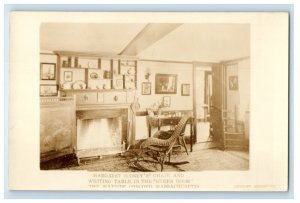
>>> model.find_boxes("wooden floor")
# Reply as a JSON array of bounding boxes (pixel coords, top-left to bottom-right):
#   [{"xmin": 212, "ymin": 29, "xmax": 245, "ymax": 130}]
[{"xmin": 62, "ymin": 145, "xmax": 249, "ymax": 172}]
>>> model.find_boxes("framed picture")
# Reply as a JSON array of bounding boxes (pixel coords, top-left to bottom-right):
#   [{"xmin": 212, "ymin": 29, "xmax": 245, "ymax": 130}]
[
  {"xmin": 181, "ymin": 84, "xmax": 190, "ymax": 96},
  {"xmin": 141, "ymin": 82, "xmax": 151, "ymax": 95},
  {"xmin": 40, "ymin": 84, "xmax": 58, "ymax": 97},
  {"xmin": 163, "ymin": 96, "xmax": 171, "ymax": 107},
  {"xmin": 155, "ymin": 74, "xmax": 177, "ymax": 94},
  {"xmin": 228, "ymin": 76, "xmax": 239, "ymax": 90},
  {"xmin": 64, "ymin": 71, "xmax": 73, "ymax": 82},
  {"xmin": 40, "ymin": 63, "xmax": 56, "ymax": 80},
  {"xmin": 114, "ymin": 79, "xmax": 124, "ymax": 89}
]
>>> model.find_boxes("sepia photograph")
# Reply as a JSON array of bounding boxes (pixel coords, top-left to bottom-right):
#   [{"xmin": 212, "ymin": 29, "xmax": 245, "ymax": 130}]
[
  {"xmin": 181, "ymin": 83, "xmax": 190, "ymax": 96},
  {"xmin": 39, "ymin": 22, "xmax": 250, "ymax": 172},
  {"xmin": 8, "ymin": 11, "xmax": 289, "ymax": 192},
  {"xmin": 155, "ymin": 74, "xmax": 178, "ymax": 94}
]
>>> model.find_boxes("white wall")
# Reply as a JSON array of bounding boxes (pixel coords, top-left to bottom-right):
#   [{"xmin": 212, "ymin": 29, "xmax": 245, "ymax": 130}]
[{"xmin": 136, "ymin": 61, "xmax": 193, "ymax": 111}]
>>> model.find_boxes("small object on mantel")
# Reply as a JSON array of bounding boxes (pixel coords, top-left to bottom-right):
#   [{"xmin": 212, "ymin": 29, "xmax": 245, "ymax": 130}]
[
  {"xmin": 62, "ymin": 83, "xmax": 72, "ymax": 90},
  {"xmin": 67, "ymin": 56, "xmax": 72, "ymax": 67},
  {"xmin": 73, "ymin": 80, "xmax": 86, "ymax": 90},
  {"xmin": 74, "ymin": 57, "xmax": 78, "ymax": 67},
  {"xmin": 62, "ymin": 60, "xmax": 68, "ymax": 67}
]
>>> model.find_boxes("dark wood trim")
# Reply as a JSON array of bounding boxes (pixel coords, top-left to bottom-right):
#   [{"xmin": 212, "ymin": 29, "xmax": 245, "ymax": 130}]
[
  {"xmin": 57, "ymin": 56, "xmax": 61, "ymax": 87},
  {"xmin": 76, "ymin": 103, "xmax": 131, "ymax": 111},
  {"xmin": 77, "ymin": 108, "xmax": 127, "ymax": 120},
  {"xmin": 136, "ymin": 111, "xmax": 148, "ymax": 116},
  {"xmin": 192, "ymin": 65, "xmax": 197, "ymax": 143}
]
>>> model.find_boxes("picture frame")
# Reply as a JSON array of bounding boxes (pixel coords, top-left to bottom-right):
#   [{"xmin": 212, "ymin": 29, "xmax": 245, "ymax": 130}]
[
  {"xmin": 40, "ymin": 63, "xmax": 56, "ymax": 80},
  {"xmin": 228, "ymin": 76, "xmax": 239, "ymax": 90},
  {"xmin": 141, "ymin": 82, "xmax": 151, "ymax": 95},
  {"xmin": 114, "ymin": 79, "xmax": 124, "ymax": 89},
  {"xmin": 40, "ymin": 84, "xmax": 58, "ymax": 97},
  {"xmin": 64, "ymin": 71, "xmax": 73, "ymax": 82},
  {"xmin": 181, "ymin": 83, "xmax": 190, "ymax": 96},
  {"xmin": 155, "ymin": 74, "xmax": 177, "ymax": 94},
  {"xmin": 163, "ymin": 96, "xmax": 171, "ymax": 107}
]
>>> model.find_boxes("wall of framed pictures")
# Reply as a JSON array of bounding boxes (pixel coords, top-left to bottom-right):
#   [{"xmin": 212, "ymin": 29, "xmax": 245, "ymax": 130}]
[
  {"xmin": 137, "ymin": 60, "xmax": 193, "ymax": 111},
  {"xmin": 40, "ymin": 54, "xmax": 58, "ymax": 96}
]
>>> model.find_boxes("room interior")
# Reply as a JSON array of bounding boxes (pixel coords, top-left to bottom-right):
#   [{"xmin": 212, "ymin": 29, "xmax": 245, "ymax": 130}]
[{"xmin": 39, "ymin": 23, "xmax": 250, "ymax": 171}]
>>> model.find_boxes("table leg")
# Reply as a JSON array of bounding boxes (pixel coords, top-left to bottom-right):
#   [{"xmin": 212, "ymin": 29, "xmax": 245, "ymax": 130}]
[{"xmin": 158, "ymin": 119, "xmax": 161, "ymax": 131}]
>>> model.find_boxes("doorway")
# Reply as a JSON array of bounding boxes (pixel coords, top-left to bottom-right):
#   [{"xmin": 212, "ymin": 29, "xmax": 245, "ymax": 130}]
[
  {"xmin": 193, "ymin": 64, "xmax": 224, "ymax": 147},
  {"xmin": 193, "ymin": 65, "xmax": 212, "ymax": 143}
]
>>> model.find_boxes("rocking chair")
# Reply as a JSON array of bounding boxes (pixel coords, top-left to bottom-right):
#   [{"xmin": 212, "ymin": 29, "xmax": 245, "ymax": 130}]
[{"xmin": 136, "ymin": 115, "xmax": 190, "ymax": 171}]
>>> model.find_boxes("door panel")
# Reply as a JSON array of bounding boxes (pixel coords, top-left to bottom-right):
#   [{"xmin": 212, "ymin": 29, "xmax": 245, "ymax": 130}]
[{"xmin": 210, "ymin": 64, "xmax": 223, "ymax": 146}]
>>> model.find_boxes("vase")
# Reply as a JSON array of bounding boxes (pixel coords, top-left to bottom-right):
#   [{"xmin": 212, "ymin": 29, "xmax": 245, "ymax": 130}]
[{"xmin": 157, "ymin": 108, "xmax": 162, "ymax": 115}]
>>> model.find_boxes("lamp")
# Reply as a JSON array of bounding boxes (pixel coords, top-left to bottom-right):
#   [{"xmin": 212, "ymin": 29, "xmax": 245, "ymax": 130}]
[{"xmin": 144, "ymin": 68, "xmax": 151, "ymax": 81}]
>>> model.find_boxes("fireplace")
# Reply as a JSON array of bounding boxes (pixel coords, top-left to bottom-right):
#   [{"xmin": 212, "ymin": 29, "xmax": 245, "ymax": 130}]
[{"xmin": 76, "ymin": 107, "xmax": 129, "ymax": 160}]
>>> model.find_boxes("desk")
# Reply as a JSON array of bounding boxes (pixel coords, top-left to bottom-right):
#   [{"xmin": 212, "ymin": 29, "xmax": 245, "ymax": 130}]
[{"xmin": 148, "ymin": 115, "xmax": 195, "ymax": 152}]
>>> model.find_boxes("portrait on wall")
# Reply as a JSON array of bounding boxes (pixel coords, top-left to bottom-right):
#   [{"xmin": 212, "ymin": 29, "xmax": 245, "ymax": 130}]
[
  {"xmin": 229, "ymin": 76, "xmax": 239, "ymax": 90},
  {"xmin": 155, "ymin": 74, "xmax": 177, "ymax": 94},
  {"xmin": 141, "ymin": 82, "xmax": 151, "ymax": 95},
  {"xmin": 181, "ymin": 84, "xmax": 190, "ymax": 96}
]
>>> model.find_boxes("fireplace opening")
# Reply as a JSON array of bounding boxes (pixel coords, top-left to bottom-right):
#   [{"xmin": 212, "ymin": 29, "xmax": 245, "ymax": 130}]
[
  {"xmin": 77, "ymin": 117, "xmax": 122, "ymax": 150},
  {"xmin": 76, "ymin": 108, "xmax": 128, "ymax": 159}
]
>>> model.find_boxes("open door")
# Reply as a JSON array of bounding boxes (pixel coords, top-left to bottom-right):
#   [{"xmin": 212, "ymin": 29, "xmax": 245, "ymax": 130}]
[
  {"xmin": 210, "ymin": 64, "xmax": 224, "ymax": 148},
  {"xmin": 193, "ymin": 66, "xmax": 212, "ymax": 144}
]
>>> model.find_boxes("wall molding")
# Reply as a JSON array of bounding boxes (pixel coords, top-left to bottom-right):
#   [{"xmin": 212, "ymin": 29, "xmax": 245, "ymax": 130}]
[{"xmin": 221, "ymin": 56, "xmax": 250, "ymax": 65}]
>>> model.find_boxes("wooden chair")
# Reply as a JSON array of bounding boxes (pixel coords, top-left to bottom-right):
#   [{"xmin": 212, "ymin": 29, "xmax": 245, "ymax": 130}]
[
  {"xmin": 222, "ymin": 105, "xmax": 247, "ymax": 150},
  {"xmin": 153, "ymin": 128, "xmax": 189, "ymax": 155},
  {"xmin": 136, "ymin": 115, "xmax": 190, "ymax": 171}
]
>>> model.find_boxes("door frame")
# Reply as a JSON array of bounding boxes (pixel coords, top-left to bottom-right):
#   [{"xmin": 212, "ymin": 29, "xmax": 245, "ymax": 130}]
[{"xmin": 192, "ymin": 62, "xmax": 222, "ymax": 144}]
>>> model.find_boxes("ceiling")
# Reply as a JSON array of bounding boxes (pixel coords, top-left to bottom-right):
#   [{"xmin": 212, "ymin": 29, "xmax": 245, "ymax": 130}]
[
  {"xmin": 40, "ymin": 23, "xmax": 147, "ymax": 55},
  {"xmin": 40, "ymin": 23, "xmax": 250, "ymax": 62}
]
